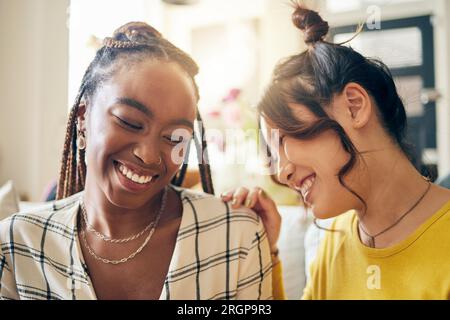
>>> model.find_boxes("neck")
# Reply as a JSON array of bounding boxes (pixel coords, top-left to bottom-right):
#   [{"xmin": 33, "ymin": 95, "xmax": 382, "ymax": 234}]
[
  {"xmin": 354, "ymin": 146, "xmax": 429, "ymax": 240},
  {"xmin": 81, "ymin": 179, "xmax": 167, "ymax": 238}
]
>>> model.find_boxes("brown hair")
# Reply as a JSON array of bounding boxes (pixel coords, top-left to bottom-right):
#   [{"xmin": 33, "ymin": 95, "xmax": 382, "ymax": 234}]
[
  {"xmin": 258, "ymin": 3, "xmax": 416, "ymax": 212},
  {"xmin": 57, "ymin": 22, "xmax": 214, "ymax": 199}
]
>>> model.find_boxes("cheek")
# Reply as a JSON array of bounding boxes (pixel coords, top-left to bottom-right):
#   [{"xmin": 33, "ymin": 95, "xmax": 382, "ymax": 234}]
[
  {"xmin": 161, "ymin": 142, "xmax": 189, "ymax": 176},
  {"xmin": 285, "ymin": 132, "xmax": 349, "ymax": 174},
  {"xmin": 85, "ymin": 115, "xmax": 127, "ymax": 170},
  {"xmin": 312, "ymin": 182, "xmax": 361, "ymax": 219},
  {"xmin": 286, "ymin": 133, "xmax": 359, "ymax": 217},
  {"xmin": 164, "ymin": 150, "xmax": 181, "ymax": 172}
]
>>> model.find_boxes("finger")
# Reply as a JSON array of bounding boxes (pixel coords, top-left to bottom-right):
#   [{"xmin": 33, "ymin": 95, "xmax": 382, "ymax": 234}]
[
  {"xmin": 245, "ymin": 188, "xmax": 260, "ymax": 208},
  {"xmin": 256, "ymin": 189, "xmax": 280, "ymax": 219},
  {"xmin": 257, "ymin": 188, "xmax": 277, "ymax": 208},
  {"xmin": 231, "ymin": 187, "xmax": 250, "ymax": 209},
  {"xmin": 220, "ymin": 190, "xmax": 234, "ymax": 202}
]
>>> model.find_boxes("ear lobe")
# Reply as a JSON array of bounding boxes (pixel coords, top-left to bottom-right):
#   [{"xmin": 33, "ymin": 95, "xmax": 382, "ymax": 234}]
[{"xmin": 343, "ymin": 83, "xmax": 371, "ymax": 129}]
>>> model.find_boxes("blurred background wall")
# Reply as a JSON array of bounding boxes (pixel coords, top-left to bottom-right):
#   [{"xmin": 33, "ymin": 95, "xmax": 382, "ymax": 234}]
[
  {"xmin": 0, "ymin": 0, "xmax": 69, "ymax": 200},
  {"xmin": 0, "ymin": 0, "xmax": 449, "ymax": 201}
]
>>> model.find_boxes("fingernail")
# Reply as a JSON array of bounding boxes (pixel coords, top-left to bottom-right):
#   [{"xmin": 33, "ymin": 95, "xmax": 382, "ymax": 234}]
[
  {"xmin": 221, "ymin": 191, "xmax": 231, "ymax": 198},
  {"xmin": 259, "ymin": 189, "xmax": 267, "ymax": 198},
  {"xmin": 244, "ymin": 198, "xmax": 251, "ymax": 207},
  {"xmin": 231, "ymin": 198, "xmax": 237, "ymax": 206}
]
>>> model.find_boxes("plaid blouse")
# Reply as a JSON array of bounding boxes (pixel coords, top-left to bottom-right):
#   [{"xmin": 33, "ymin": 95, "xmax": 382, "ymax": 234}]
[{"xmin": 0, "ymin": 186, "xmax": 272, "ymax": 300}]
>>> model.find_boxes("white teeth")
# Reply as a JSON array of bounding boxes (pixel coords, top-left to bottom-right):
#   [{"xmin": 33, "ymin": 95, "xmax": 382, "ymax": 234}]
[
  {"xmin": 306, "ymin": 179, "xmax": 312, "ymax": 189},
  {"xmin": 117, "ymin": 163, "xmax": 153, "ymax": 185},
  {"xmin": 299, "ymin": 175, "xmax": 316, "ymax": 198},
  {"xmin": 119, "ymin": 165, "xmax": 129, "ymax": 176},
  {"xmin": 126, "ymin": 171, "xmax": 133, "ymax": 179}
]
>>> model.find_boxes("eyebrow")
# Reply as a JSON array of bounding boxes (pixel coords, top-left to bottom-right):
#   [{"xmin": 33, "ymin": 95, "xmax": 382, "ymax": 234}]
[
  {"xmin": 115, "ymin": 97, "xmax": 194, "ymax": 130},
  {"xmin": 115, "ymin": 97, "xmax": 153, "ymax": 117}
]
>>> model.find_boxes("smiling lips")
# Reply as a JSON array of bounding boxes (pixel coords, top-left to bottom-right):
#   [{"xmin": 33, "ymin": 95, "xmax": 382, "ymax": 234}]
[
  {"xmin": 295, "ymin": 173, "xmax": 316, "ymax": 200},
  {"xmin": 117, "ymin": 163, "xmax": 156, "ymax": 185}
]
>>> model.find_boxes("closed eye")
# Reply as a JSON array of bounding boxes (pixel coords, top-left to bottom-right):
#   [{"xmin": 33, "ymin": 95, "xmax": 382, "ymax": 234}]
[
  {"xmin": 164, "ymin": 135, "xmax": 189, "ymax": 146},
  {"xmin": 265, "ymin": 144, "xmax": 279, "ymax": 163},
  {"xmin": 114, "ymin": 116, "xmax": 143, "ymax": 130}
]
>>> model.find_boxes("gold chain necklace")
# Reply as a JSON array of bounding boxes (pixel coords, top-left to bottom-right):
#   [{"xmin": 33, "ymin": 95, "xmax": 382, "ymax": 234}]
[
  {"xmin": 80, "ymin": 201, "xmax": 155, "ymax": 244},
  {"xmin": 80, "ymin": 186, "xmax": 168, "ymax": 265},
  {"xmin": 358, "ymin": 179, "xmax": 431, "ymax": 248}
]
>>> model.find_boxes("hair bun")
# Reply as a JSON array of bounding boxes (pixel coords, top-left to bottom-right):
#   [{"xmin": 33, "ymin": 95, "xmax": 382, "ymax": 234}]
[
  {"xmin": 112, "ymin": 21, "xmax": 162, "ymax": 43},
  {"xmin": 292, "ymin": 5, "xmax": 329, "ymax": 45}
]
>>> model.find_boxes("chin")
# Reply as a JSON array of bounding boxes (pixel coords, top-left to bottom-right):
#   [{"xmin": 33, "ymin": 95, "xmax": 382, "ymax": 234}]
[
  {"xmin": 103, "ymin": 186, "xmax": 136, "ymax": 209},
  {"xmin": 310, "ymin": 204, "xmax": 342, "ymax": 220},
  {"xmin": 104, "ymin": 184, "xmax": 153, "ymax": 210}
]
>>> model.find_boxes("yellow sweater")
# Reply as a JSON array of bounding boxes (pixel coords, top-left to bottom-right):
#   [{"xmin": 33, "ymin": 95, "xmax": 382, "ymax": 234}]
[{"xmin": 273, "ymin": 200, "xmax": 450, "ymax": 300}]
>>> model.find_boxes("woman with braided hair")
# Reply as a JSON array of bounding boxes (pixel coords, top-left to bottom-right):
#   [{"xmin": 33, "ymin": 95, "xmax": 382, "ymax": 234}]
[{"xmin": 0, "ymin": 22, "xmax": 272, "ymax": 300}]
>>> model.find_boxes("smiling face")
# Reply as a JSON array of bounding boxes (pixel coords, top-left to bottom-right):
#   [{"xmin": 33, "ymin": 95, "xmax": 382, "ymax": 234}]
[
  {"xmin": 80, "ymin": 59, "xmax": 196, "ymax": 209},
  {"xmin": 260, "ymin": 102, "xmax": 364, "ymax": 219}
]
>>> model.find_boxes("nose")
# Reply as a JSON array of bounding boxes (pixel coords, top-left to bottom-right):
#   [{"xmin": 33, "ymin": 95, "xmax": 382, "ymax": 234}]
[
  {"xmin": 277, "ymin": 150, "xmax": 295, "ymax": 185},
  {"xmin": 133, "ymin": 139, "xmax": 162, "ymax": 166}
]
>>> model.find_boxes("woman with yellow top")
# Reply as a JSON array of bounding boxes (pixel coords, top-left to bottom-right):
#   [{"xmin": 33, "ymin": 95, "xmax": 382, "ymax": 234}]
[{"xmin": 222, "ymin": 3, "xmax": 450, "ymax": 299}]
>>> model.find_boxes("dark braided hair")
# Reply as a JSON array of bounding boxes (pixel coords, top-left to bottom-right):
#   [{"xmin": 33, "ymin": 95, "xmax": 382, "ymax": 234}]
[{"xmin": 57, "ymin": 22, "xmax": 214, "ymax": 200}]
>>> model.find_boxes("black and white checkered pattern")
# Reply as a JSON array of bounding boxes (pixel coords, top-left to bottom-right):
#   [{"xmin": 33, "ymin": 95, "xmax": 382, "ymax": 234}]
[{"xmin": 0, "ymin": 186, "xmax": 272, "ymax": 300}]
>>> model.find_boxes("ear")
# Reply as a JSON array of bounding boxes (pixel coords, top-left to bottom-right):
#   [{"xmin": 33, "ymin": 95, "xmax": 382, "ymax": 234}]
[
  {"xmin": 76, "ymin": 102, "xmax": 88, "ymax": 131},
  {"xmin": 342, "ymin": 82, "xmax": 372, "ymax": 129}
]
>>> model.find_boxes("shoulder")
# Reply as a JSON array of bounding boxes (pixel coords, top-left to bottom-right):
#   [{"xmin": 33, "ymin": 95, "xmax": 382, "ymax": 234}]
[
  {"xmin": 0, "ymin": 192, "xmax": 82, "ymax": 244},
  {"xmin": 314, "ymin": 210, "xmax": 355, "ymax": 260},
  {"xmin": 422, "ymin": 195, "xmax": 450, "ymax": 241},
  {"xmin": 331, "ymin": 210, "xmax": 356, "ymax": 232},
  {"xmin": 306, "ymin": 211, "xmax": 355, "ymax": 292},
  {"xmin": 176, "ymin": 186, "xmax": 261, "ymax": 226},
  {"xmin": 174, "ymin": 187, "xmax": 264, "ymax": 245}
]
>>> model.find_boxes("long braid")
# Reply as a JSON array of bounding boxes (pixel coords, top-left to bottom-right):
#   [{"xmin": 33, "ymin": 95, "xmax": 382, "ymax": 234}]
[
  {"xmin": 195, "ymin": 112, "xmax": 214, "ymax": 195},
  {"xmin": 69, "ymin": 124, "xmax": 78, "ymax": 196},
  {"xmin": 171, "ymin": 109, "xmax": 214, "ymax": 195},
  {"xmin": 56, "ymin": 81, "xmax": 87, "ymax": 199},
  {"xmin": 57, "ymin": 105, "xmax": 78, "ymax": 199},
  {"xmin": 57, "ymin": 47, "xmax": 105, "ymax": 200},
  {"xmin": 77, "ymin": 148, "xmax": 87, "ymax": 191},
  {"xmin": 171, "ymin": 136, "xmax": 191, "ymax": 187}
]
